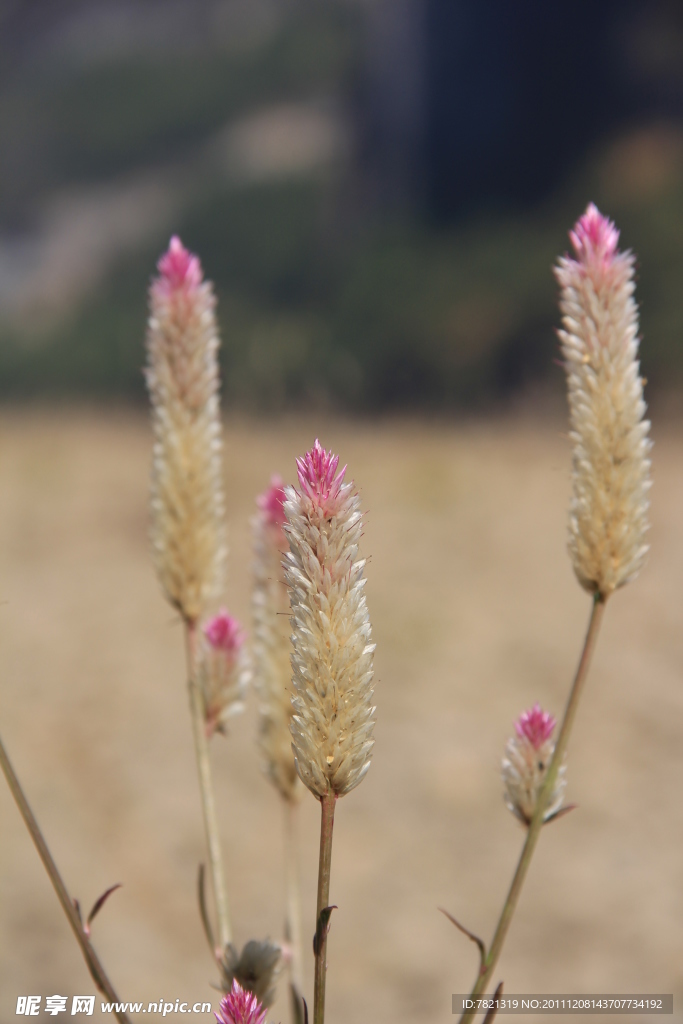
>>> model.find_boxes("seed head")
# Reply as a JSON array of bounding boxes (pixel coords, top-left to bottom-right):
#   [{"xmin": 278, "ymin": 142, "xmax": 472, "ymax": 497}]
[
  {"xmin": 284, "ymin": 440, "xmax": 376, "ymax": 798},
  {"xmin": 555, "ymin": 204, "xmax": 651, "ymax": 597},
  {"xmin": 219, "ymin": 940, "xmax": 282, "ymax": 1010},
  {"xmin": 252, "ymin": 476, "xmax": 302, "ymax": 803},
  {"xmin": 146, "ymin": 236, "xmax": 227, "ymax": 624},
  {"xmin": 502, "ymin": 703, "xmax": 566, "ymax": 827}
]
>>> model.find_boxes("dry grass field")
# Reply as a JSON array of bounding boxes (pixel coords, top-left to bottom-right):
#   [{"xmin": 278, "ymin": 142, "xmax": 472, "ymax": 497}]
[{"xmin": 1, "ymin": 408, "xmax": 682, "ymax": 1023}]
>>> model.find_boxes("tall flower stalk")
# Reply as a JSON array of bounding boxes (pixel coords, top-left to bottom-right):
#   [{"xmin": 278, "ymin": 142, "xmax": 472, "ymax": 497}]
[
  {"xmin": 251, "ymin": 476, "xmax": 304, "ymax": 1001},
  {"xmin": 458, "ymin": 205, "xmax": 651, "ymax": 1020},
  {"xmin": 146, "ymin": 236, "xmax": 232, "ymax": 951},
  {"xmin": 283, "ymin": 441, "xmax": 376, "ymax": 1024}
]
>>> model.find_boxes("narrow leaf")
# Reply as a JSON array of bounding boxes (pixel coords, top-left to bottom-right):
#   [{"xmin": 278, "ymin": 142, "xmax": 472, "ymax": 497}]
[
  {"xmin": 482, "ymin": 982, "xmax": 504, "ymax": 1024},
  {"xmin": 87, "ymin": 884, "xmax": 122, "ymax": 928},
  {"xmin": 438, "ymin": 907, "xmax": 486, "ymax": 973},
  {"xmin": 197, "ymin": 864, "xmax": 216, "ymax": 956},
  {"xmin": 545, "ymin": 803, "xmax": 577, "ymax": 825},
  {"xmin": 312, "ymin": 905, "xmax": 337, "ymax": 956},
  {"xmin": 289, "ymin": 983, "xmax": 305, "ymax": 1024}
]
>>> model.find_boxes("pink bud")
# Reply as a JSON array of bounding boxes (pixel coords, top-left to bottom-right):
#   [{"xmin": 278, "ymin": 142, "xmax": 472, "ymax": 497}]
[
  {"xmin": 204, "ymin": 610, "xmax": 244, "ymax": 653},
  {"xmin": 514, "ymin": 703, "xmax": 556, "ymax": 750},
  {"xmin": 153, "ymin": 235, "xmax": 203, "ymax": 298},
  {"xmin": 215, "ymin": 980, "xmax": 267, "ymax": 1024},
  {"xmin": 295, "ymin": 438, "xmax": 346, "ymax": 516},
  {"xmin": 257, "ymin": 475, "xmax": 287, "ymax": 530},
  {"xmin": 568, "ymin": 203, "xmax": 620, "ymax": 277}
]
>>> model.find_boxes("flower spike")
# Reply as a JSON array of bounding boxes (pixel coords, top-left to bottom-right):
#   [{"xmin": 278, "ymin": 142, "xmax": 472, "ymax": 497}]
[
  {"xmin": 555, "ymin": 204, "xmax": 651, "ymax": 597},
  {"xmin": 284, "ymin": 440, "xmax": 375, "ymax": 798},
  {"xmin": 145, "ymin": 235, "xmax": 227, "ymax": 624}
]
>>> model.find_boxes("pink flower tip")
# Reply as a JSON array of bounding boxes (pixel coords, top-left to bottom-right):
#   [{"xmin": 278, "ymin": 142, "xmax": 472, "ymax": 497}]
[
  {"xmin": 514, "ymin": 703, "xmax": 556, "ymax": 750},
  {"xmin": 257, "ymin": 475, "xmax": 287, "ymax": 529},
  {"xmin": 296, "ymin": 439, "xmax": 346, "ymax": 514},
  {"xmin": 215, "ymin": 980, "xmax": 267, "ymax": 1024},
  {"xmin": 569, "ymin": 203, "xmax": 620, "ymax": 269},
  {"xmin": 204, "ymin": 610, "xmax": 245, "ymax": 653},
  {"xmin": 156, "ymin": 235, "xmax": 203, "ymax": 294}
]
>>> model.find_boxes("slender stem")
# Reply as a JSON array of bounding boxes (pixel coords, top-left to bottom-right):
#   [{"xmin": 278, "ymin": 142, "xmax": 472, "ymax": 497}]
[
  {"xmin": 284, "ymin": 798, "xmax": 304, "ymax": 998},
  {"xmin": 0, "ymin": 733, "xmax": 132, "ymax": 1024},
  {"xmin": 313, "ymin": 792, "xmax": 336, "ymax": 1024},
  {"xmin": 185, "ymin": 621, "xmax": 232, "ymax": 952},
  {"xmin": 459, "ymin": 594, "xmax": 607, "ymax": 1024}
]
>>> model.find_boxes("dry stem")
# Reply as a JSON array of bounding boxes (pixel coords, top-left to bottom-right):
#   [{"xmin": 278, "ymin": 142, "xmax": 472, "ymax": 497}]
[
  {"xmin": 0, "ymin": 733, "xmax": 132, "ymax": 1024},
  {"xmin": 313, "ymin": 793, "xmax": 336, "ymax": 1024},
  {"xmin": 284, "ymin": 799, "xmax": 304, "ymax": 997},
  {"xmin": 185, "ymin": 621, "xmax": 232, "ymax": 952},
  {"xmin": 459, "ymin": 594, "xmax": 606, "ymax": 1023}
]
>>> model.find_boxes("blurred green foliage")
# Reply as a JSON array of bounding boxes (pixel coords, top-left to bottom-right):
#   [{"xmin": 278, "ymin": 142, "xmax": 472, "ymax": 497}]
[
  {"xmin": 1, "ymin": 3, "xmax": 682, "ymax": 409},
  {"xmin": 0, "ymin": 5, "xmax": 358, "ymax": 225}
]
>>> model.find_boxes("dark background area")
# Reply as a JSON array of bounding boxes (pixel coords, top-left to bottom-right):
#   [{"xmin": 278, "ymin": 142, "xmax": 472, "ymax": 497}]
[{"xmin": 1, "ymin": 0, "xmax": 682, "ymax": 410}]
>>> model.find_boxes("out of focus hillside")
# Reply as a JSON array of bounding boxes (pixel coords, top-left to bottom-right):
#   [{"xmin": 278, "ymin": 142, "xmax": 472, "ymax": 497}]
[{"xmin": 1, "ymin": 0, "xmax": 683, "ymax": 408}]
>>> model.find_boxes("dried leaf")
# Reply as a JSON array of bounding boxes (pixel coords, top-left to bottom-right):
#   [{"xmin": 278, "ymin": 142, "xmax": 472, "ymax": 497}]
[{"xmin": 312, "ymin": 906, "xmax": 337, "ymax": 956}]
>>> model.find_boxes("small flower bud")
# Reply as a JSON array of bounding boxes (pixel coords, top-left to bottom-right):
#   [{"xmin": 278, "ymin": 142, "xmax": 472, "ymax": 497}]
[
  {"xmin": 284, "ymin": 440, "xmax": 376, "ymax": 799},
  {"xmin": 555, "ymin": 204, "xmax": 652, "ymax": 597},
  {"xmin": 502, "ymin": 703, "xmax": 566, "ymax": 826},
  {"xmin": 216, "ymin": 979, "xmax": 268, "ymax": 1024},
  {"xmin": 200, "ymin": 609, "xmax": 247, "ymax": 738}
]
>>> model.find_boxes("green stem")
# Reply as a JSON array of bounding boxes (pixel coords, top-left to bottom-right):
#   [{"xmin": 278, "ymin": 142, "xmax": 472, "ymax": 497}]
[
  {"xmin": 459, "ymin": 594, "xmax": 607, "ymax": 1024},
  {"xmin": 185, "ymin": 622, "xmax": 232, "ymax": 952},
  {"xmin": 284, "ymin": 798, "xmax": 304, "ymax": 999},
  {"xmin": 313, "ymin": 792, "xmax": 336, "ymax": 1024},
  {"xmin": 0, "ymin": 733, "xmax": 132, "ymax": 1024}
]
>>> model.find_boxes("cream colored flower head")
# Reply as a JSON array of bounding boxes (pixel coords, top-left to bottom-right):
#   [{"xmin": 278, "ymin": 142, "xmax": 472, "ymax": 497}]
[
  {"xmin": 555, "ymin": 204, "xmax": 651, "ymax": 598},
  {"xmin": 283, "ymin": 440, "xmax": 375, "ymax": 799},
  {"xmin": 145, "ymin": 236, "xmax": 227, "ymax": 624}
]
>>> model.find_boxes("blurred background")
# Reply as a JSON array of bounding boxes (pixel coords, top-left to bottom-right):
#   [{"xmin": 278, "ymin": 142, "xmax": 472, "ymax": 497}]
[
  {"xmin": 1, "ymin": 2, "xmax": 683, "ymax": 1022},
  {"xmin": 0, "ymin": 0, "xmax": 682, "ymax": 409}
]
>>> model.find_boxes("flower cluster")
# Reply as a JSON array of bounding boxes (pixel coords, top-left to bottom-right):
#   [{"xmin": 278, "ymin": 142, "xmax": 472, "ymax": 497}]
[
  {"xmin": 216, "ymin": 980, "xmax": 268, "ymax": 1024},
  {"xmin": 555, "ymin": 204, "xmax": 651, "ymax": 597},
  {"xmin": 283, "ymin": 440, "xmax": 376, "ymax": 798},
  {"xmin": 145, "ymin": 236, "xmax": 227, "ymax": 624}
]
